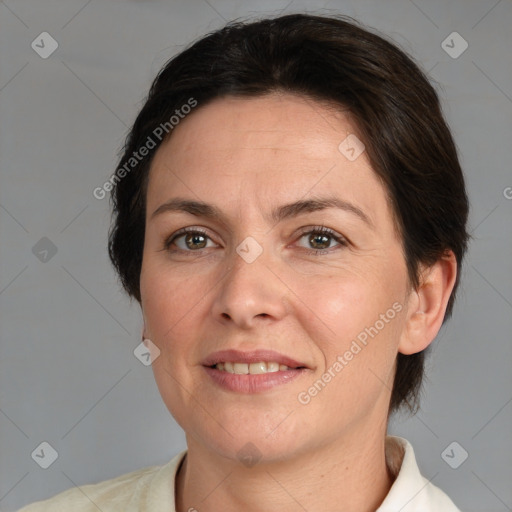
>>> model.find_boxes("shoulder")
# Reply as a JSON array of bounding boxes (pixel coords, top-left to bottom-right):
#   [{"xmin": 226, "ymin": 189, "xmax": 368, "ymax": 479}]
[
  {"xmin": 17, "ymin": 451, "xmax": 186, "ymax": 512},
  {"xmin": 379, "ymin": 437, "xmax": 461, "ymax": 512},
  {"xmin": 17, "ymin": 466, "xmax": 160, "ymax": 512}
]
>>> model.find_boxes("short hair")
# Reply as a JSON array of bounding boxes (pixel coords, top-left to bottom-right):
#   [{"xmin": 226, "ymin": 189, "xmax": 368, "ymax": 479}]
[{"xmin": 108, "ymin": 13, "xmax": 469, "ymax": 414}]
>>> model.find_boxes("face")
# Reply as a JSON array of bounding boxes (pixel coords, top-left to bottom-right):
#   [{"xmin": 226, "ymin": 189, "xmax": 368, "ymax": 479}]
[{"xmin": 140, "ymin": 93, "xmax": 411, "ymax": 463}]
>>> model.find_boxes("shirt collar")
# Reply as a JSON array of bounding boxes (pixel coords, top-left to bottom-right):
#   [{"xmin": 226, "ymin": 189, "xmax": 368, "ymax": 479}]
[{"xmin": 378, "ymin": 436, "xmax": 460, "ymax": 511}]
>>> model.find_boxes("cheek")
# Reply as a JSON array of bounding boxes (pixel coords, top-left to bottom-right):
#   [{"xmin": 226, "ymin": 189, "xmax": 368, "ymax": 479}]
[
  {"xmin": 295, "ymin": 277, "xmax": 403, "ymax": 422},
  {"xmin": 140, "ymin": 268, "xmax": 207, "ymax": 428},
  {"xmin": 292, "ymin": 265, "xmax": 405, "ymax": 391},
  {"xmin": 291, "ymin": 268, "xmax": 391, "ymax": 347},
  {"xmin": 141, "ymin": 266, "xmax": 198, "ymax": 340}
]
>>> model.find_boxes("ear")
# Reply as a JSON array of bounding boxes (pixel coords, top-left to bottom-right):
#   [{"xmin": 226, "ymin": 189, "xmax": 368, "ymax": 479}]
[{"xmin": 398, "ymin": 251, "xmax": 457, "ymax": 355}]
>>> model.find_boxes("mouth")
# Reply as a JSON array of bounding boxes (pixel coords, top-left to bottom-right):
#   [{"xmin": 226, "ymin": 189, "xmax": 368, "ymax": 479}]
[
  {"xmin": 202, "ymin": 349, "xmax": 308, "ymax": 372},
  {"xmin": 210, "ymin": 361, "xmax": 307, "ymax": 374},
  {"xmin": 202, "ymin": 349, "xmax": 310, "ymax": 393}
]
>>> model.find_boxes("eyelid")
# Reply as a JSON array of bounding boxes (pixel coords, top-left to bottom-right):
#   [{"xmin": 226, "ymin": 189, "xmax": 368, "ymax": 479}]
[{"xmin": 295, "ymin": 225, "xmax": 346, "ymax": 240}]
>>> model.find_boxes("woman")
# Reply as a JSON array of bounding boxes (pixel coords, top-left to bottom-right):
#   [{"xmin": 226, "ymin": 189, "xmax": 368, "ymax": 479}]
[{"xmin": 19, "ymin": 13, "xmax": 468, "ymax": 512}]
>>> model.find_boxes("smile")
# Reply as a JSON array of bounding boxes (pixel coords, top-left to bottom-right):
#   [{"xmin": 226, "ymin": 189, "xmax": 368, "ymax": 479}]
[{"xmin": 213, "ymin": 361, "xmax": 300, "ymax": 374}]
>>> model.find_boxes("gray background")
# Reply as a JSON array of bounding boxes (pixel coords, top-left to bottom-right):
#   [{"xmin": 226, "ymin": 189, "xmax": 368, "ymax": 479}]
[{"xmin": 1, "ymin": 0, "xmax": 511, "ymax": 511}]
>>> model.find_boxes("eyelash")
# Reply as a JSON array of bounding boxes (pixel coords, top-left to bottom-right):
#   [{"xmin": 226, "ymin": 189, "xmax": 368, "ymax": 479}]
[{"xmin": 163, "ymin": 226, "xmax": 348, "ymax": 256}]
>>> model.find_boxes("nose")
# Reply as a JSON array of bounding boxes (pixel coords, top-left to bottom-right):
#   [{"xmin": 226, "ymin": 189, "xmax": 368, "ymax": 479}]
[{"xmin": 211, "ymin": 246, "xmax": 289, "ymax": 329}]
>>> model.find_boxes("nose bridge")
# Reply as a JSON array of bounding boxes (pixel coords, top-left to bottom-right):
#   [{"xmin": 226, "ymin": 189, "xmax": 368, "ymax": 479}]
[{"xmin": 212, "ymin": 239, "xmax": 288, "ymax": 327}]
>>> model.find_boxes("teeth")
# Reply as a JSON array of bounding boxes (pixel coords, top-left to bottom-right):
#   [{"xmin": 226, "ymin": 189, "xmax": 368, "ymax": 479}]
[
  {"xmin": 267, "ymin": 362, "xmax": 279, "ymax": 372},
  {"xmin": 233, "ymin": 363, "xmax": 249, "ymax": 374},
  {"xmin": 214, "ymin": 361, "xmax": 292, "ymax": 374},
  {"xmin": 249, "ymin": 362, "xmax": 267, "ymax": 374}
]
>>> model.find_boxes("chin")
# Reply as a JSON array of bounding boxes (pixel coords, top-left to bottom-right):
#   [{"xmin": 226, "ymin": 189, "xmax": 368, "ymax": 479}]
[{"xmin": 184, "ymin": 411, "xmax": 313, "ymax": 466}]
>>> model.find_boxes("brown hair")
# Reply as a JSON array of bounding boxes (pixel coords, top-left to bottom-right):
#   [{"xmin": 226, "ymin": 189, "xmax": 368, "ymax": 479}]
[{"xmin": 108, "ymin": 13, "xmax": 469, "ymax": 414}]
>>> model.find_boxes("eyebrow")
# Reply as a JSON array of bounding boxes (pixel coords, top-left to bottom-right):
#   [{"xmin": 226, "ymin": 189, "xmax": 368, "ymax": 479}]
[{"xmin": 151, "ymin": 196, "xmax": 373, "ymax": 228}]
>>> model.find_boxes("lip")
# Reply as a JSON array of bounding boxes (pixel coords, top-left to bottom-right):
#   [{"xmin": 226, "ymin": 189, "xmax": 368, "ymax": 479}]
[
  {"xmin": 201, "ymin": 349, "xmax": 310, "ymax": 394},
  {"xmin": 202, "ymin": 349, "xmax": 308, "ymax": 369},
  {"xmin": 203, "ymin": 366, "xmax": 308, "ymax": 393}
]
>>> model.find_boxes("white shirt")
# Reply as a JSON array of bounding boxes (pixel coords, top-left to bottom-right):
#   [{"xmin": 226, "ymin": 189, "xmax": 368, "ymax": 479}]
[{"xmin": 17, "ymin": 436, "xmax": 461, "ymax": 511}]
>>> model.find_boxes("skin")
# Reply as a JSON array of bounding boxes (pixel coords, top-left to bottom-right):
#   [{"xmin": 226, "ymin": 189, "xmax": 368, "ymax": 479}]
[{"xmin": 140, "ymin": 93, "xmax": 457, "ymax": 512}]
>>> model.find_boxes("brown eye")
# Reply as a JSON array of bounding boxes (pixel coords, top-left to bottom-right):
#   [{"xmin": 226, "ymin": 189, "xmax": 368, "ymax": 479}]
[
  {"xmin": 296, "ymin": 226, "xmax": 347, "ymax": 254},
  {"xmin": 308, "ymin": 232, "xmax": 332, "ymax": 250},
  {"xmin": 165, "ymin": 228, "xmax": 215, "ymax": 252},
  {"xmin": 183, "ymin": 232, "xmax": 208, "ymax": 250}
]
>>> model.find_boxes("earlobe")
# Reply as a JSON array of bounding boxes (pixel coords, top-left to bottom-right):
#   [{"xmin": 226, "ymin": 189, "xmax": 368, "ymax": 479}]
[{"xmin": 398, "ymin": 251, "xmax": 457, "ymax": 355}]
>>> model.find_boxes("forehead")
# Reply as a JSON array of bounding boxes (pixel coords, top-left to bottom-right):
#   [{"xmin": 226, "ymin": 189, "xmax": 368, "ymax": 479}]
[
  {"xmin": 155, "ymin": 93, "xmax": 358, "ymax": 164},
  {"xmin": 147, "ymin": 94, "xmax": 394, "ymax": 233}
]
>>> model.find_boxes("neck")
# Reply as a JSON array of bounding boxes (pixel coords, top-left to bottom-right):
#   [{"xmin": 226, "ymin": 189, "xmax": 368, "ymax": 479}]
[{"xmin": 175, "ymin": 422, "xmax": 395, "ymax": 512}]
